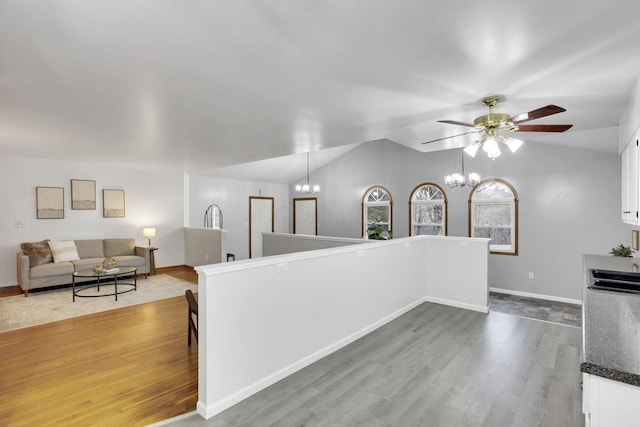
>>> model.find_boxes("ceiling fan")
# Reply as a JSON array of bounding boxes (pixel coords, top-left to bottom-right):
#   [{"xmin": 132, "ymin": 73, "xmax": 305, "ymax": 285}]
[{"xmin": 422, "ymin": 96, "xmax": 572, "ymax": 159}]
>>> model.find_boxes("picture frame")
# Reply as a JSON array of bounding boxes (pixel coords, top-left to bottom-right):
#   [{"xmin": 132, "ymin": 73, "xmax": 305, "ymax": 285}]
[
  {"xmin": 633, "ymin": 230, "xmax": 639, "ymax": 251},
  {"xmin": 71, "ymin": 179, "xmax": 96, "ymax": 210},
  {"xmin": 103, "ymin": 189, "xmax": 125, "ymax": 218},
  {"xmin": 36, "ymin": 186, "xmax": 64, "ymax": 219}
]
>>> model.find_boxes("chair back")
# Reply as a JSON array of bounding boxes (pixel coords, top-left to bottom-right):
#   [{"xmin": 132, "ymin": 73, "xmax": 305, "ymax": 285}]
[{"xmin": 185, "ymin": 289, "xmax": 198, "ymax": 344}]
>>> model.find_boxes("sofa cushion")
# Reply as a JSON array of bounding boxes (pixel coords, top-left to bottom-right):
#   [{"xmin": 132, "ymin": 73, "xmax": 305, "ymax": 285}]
[
  {"xmin": 20, "ymin": 240, "xmax": 53, "ymax": 267},
  {"xmin": 74, "ymin": 239, "xmax": 105, "ymax": 259},
  {"xmin": 71, "ymin": 258, "xmax": 106, "ymax": 273},
  {"xmin": 104, "ymin": 239, "xmax": 135, "ymax": 257},
  {"xmin": 111, "ymin": 255, "xmax": 145, "ymax": 269},
  {"xmin": 30, "ymin": 261, "xmax": 74, "ymax": 279},
  {"xmin": 48, "ymin": 240, "xmax": 81, "ymax": 263}
]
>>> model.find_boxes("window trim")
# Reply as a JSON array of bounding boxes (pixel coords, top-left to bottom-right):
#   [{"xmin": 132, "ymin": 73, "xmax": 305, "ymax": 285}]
[
  {"xmin": 408, "ymin": 182, "xmax": 448, "ymax": 236},
  {"xmin": 361, "ymin": 185, "xmax": 393, "ymax": 238},
  {"xmin": 468, "ymin": 178, "xmax": 519, "ymax": 256}
]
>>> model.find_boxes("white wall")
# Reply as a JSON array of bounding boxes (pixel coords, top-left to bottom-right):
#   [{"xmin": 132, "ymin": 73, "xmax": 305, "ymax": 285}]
[
  {"xmin": 187, "ymin": 174, "xmax": 289, "ymax": 260},
  {"xmin": 195, "ymin": 235, "xmax": 489, "ymax": 419},
  {"xmin": 296, "ymin": 139, "xmax": 629, "ymax": 301},
  {"xmin": 0, "ymin": 154, "xmax": 185, "ymax": 287}
]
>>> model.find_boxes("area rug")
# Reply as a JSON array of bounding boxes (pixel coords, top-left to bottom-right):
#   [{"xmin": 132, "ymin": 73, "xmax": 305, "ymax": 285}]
[{"xmin": 0, "ymin": 274, "xmax": 197, "ymax": 333}]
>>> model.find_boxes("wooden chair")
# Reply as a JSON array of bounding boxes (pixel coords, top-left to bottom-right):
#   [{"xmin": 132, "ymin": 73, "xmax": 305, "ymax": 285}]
[{"xmin": 185, "ymin": 289, "xmax": 198, "ymax": 345}]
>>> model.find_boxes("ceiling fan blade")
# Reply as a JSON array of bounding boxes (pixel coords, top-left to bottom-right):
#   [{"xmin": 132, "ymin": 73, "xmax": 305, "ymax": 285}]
[
  {"xmin": 422, "ymin": 130, "xmax": 482, "ymax": 144},
  {"xmin": 437, "ymin": 120, "xmax": 477, "ymax": 128},
  {"xmin": 510, "ymin": 105, "xmax": 566, "ymax": 124},
  {"xmin": 514, "ymin": 124, "xmax": 573, "ymax": 132}
]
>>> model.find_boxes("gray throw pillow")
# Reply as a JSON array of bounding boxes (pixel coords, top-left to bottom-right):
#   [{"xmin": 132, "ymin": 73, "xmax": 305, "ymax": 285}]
[{"xmin": 20, "ymin": 240, "xmax": 53, "ymax": 267}]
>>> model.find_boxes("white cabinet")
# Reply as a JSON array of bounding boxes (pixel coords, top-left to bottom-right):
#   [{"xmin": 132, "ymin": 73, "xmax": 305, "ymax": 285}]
[
  {"xmin": 621, "ymin": 132, "xmax": 639, "ymax": 224},
  {"xmin": 583, "ymin": 373, "xmax": 640, "ymax": 427}
]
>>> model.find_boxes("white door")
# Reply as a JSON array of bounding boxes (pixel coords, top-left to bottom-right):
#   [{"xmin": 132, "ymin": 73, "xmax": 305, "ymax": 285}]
[
  {"xmin": 249, "ymin": 196, "xmax": 274, "ymax": 258},
  {"xmin": 293, "ymin": 198, "xmax": 317, "ymax": 235}
]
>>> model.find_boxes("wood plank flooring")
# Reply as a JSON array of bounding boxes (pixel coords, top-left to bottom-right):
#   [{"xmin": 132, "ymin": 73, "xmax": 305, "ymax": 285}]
[
  {"xmin": 166, "ymin": 304, "xmax": 584, "ymax": 427},
  {"xmin": 0, "ymin": 267, "xmax": 198, "ymax": 427},
  {"xmin": 0, "ymin": 267, "xmax": 584, "ymax": 427}
]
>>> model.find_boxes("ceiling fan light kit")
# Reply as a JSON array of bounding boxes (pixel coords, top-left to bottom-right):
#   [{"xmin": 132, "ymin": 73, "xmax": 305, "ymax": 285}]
[{"xmin": 424, "ymin": 96, "xmax": 573, "ymax": 159}]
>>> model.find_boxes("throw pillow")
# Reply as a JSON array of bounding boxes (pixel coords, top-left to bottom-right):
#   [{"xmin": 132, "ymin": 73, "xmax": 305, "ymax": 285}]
[
  {"xmin": 48, "ymin": 240, "xmax": 81, "ymax": 263},
  {"xmin": 20, "ymin": 240, "xmax": 53, "ymax": 267}
]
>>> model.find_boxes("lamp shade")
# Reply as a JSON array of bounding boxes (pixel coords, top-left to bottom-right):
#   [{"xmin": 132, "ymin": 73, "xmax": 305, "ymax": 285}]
[{"xmin": 143, "ymin": 228, "xmax": 156, "ymax": 238}]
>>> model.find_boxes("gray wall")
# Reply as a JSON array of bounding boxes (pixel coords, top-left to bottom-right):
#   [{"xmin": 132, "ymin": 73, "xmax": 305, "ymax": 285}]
[{"xmin": 294, "ymin": 139, "xmax": 630, "ymax": 301}]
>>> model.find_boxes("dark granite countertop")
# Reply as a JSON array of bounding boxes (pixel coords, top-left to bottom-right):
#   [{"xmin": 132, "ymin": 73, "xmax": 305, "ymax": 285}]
[{"xmin": 581, "ymin": 254, "xmax": 640, "ymax": 386}]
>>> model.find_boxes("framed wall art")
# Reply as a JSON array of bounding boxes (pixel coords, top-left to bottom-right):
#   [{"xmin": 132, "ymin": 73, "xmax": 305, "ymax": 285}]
[
  {"xmin": 36, "ymin": 186, "xmax": 64, "ymax": 219},
  {"xmin": 71, "ymin": 179, "xmax": 96, "ymax": 210},
  {"xmin": 103, "ymin": 189, "xmax": 125, "ymax": 218}
]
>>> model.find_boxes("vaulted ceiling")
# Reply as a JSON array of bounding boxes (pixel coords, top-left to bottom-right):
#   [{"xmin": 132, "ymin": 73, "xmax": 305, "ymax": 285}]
[{"xmin": 1, "ymin": 1, "xmax": 639, "ymax": 182}]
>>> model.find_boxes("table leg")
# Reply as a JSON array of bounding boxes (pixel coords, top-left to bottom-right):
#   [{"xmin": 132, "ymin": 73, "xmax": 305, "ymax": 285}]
[
  {"xmin": 72, "ymin": 275, "xmax": 76, "ymax": 302},
  {"xmin": 114, "ymin": 276, "xmax": 118, "ymax": 301}
]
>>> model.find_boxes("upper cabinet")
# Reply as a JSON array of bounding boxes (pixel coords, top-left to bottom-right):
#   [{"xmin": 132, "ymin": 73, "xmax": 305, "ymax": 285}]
[{"xmin": 622, "ymin": 130, "xmax": 640, "ymax": 224}]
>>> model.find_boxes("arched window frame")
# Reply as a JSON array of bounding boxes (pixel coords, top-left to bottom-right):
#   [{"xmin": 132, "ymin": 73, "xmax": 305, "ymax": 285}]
[
  {"xmin": 408, "ymin": 183, "xmax": 448, "ymax": 236},
  {"xmin": 468, "ymin": 178, "xmax": 519, "ymax": 255},
  {"xmin": 361, "ymin": 185, "xmax": 393, "ymax": 238}
]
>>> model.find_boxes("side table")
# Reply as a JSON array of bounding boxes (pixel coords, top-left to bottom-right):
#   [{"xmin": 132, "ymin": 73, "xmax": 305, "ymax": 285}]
[{"xmin": 149, "ymin": 247, "xmax": 158, "ymax": 276}]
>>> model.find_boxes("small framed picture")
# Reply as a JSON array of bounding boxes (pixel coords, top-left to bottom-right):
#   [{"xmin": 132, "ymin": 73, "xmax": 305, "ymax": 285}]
[
  {"xmin": 71, "ymin": 179, "xmax": 96, "ymax": 210},
  {"xmin": 36, "ymin": 186, "xmax": 64, "ymax": 219},
  {"xmin": 103, "ymin": 189, "xmax": 125, "ymax": 218},
  {"xmin": 633, "ymin": 230, "xmax": 639, "ymax": 251}
]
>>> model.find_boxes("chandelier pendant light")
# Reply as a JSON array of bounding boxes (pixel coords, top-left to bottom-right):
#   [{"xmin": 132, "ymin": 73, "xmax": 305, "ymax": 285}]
[
  {"xmin": 295, "ymin": 152, "xmax": 320, "ymax": 195},
  {"xmin": 444, "ymin": 149, "xmax": 481, "ymax": 188}
]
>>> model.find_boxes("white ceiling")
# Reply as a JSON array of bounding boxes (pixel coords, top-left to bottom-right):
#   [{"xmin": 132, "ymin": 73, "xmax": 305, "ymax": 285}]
[{"xmin": 1, "ymin": 1, "xmax": 640, "ymax": 183}]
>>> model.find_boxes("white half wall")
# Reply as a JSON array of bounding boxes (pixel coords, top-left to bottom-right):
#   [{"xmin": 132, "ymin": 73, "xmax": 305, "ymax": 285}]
[
  {"xmin": 184, "ymin": 227, "xmax": 227, "ymax": 267},
  {"xmin": 262, "ymin": 232, "xmax": 369, "ymax": 256},
  {"xmin": 194, "ymin": 235, "xmax": 489, "ymax": 419}
]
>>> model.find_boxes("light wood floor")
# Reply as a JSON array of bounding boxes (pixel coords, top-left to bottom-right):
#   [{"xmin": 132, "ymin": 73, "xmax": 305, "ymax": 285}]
[
  {"xmin": 0, "ymin": 266, "xmax": 199, "ymax": 427},
  {"xmin": 0, "ymin": 268, "xmax": 584, "ymax": 427}
]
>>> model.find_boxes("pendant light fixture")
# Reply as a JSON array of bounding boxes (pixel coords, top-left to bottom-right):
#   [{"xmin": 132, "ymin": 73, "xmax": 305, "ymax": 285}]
[
  {"xmin": 295, "ymin": 152, "xmax": 320, "ymax": 195},
  {"xmin": 444, "ymin": 148, "xmax": 481, "ymax": 188}
]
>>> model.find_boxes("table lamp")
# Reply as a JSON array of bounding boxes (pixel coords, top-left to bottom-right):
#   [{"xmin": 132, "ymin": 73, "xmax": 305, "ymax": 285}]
[{"xmin": 143, "ymin": 228, "xmax": 156, "ymax": 247}]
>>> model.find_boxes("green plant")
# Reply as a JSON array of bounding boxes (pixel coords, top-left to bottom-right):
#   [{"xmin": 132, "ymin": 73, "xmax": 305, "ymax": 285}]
[
  {"xmin": 610, "ymin": 244, "xmax": 634, "ymax": 257},
  {"xmin": 367, "ymin": 225, "xmax": 392, "ymax": 240}
]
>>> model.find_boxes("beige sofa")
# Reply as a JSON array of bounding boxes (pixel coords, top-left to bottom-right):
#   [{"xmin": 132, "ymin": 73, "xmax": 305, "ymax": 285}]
[{"xmin": 17, "ymin": 238, "xmax": 150, "ymax": 296}]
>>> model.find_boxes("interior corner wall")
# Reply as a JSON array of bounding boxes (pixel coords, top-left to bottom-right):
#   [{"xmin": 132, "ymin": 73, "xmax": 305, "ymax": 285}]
[
  {"xmin": 297, "ymin": 139, "xmax": 629, "ymax": 301},
  {"xmin": 187, "ymin": 175, "xmax": 289, "ymax": 260},
  {"xmin": 0, "ymin": 154, "xmax": 185, "ymax": 288}
]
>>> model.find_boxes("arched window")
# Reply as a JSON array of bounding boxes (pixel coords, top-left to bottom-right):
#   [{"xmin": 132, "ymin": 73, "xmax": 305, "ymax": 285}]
[
  {"xmin": 469, "ymin": 179, "xmax": 518, "ymax": 255},
  {"xmin": 362, "ymin": 186, "xmax": 392, "ymax": 239},
  {"xmin": 409, "ymin": 183, "xmax": 447, "ymax": 236}
]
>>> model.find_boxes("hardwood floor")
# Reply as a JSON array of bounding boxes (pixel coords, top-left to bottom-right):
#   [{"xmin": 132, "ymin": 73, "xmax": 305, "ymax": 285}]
[
  {"xmin": 169, "ymin": 304, "xmax": 584, "ymax": 427},
  {"xmin": 0, "ymin": 267, "xmax": 198, "ymax": 427},
  {"xmin": 0, "ymin": 268, "xmax": 584, "ymax": 427}
]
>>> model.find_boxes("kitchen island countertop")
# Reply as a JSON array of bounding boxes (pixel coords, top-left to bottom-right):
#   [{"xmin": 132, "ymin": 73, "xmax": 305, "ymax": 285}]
[{"xmin": 582, "ymin": 254, "xmax": 640, "ymax": 386}]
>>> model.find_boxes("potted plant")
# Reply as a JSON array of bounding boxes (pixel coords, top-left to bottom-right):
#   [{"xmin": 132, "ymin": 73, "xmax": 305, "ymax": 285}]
[
  {"xmin": 610, "ymin": 244, "xmax": 634, "ymax": 257},
  {"xmin": 367, "ymin": 225, "xmax": 392, "ymax": 240}
]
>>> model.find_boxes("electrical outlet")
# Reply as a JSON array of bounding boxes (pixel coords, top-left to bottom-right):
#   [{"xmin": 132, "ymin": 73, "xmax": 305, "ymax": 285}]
[
  {"xmin": 277, "ymin": 263, "xmax": 288, "ymax": 272},
  {"xmin": 205, "ymin": 253, "xmax": 209, "ymax": 261},
  {"xmin": 528, "ymin": 272, "xmax": 534, "ymax": 279},
  {"xmin": 15, "ymin": 220, "xmax": 24, "ymax": 228}
]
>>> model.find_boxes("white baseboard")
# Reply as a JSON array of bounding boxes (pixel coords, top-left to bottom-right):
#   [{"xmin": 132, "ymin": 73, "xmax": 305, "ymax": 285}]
[
  {"xmin": 423, "ymin": 296, "xmax": 489, "ymax": 313},
  {"xmin": 490, "ymin": 287, "xmax": 582, "ymax": 306}
]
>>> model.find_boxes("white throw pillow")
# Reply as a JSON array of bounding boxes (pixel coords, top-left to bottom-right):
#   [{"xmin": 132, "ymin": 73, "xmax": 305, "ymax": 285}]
[{"xmin": 48, "ymin": 240, "xmax": 80, "ymax": 263}]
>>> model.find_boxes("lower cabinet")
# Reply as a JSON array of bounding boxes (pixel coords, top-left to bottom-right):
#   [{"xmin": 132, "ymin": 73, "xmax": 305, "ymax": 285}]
[{"xmin": 583, "ymin": 373, "xmax": 640, "ymax": 426}]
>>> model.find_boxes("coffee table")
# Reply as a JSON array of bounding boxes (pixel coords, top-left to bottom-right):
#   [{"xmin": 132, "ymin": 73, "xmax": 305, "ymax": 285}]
[{"xmin": 72, "ymin": 266, "xmax": 137, "ymax": 302}]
